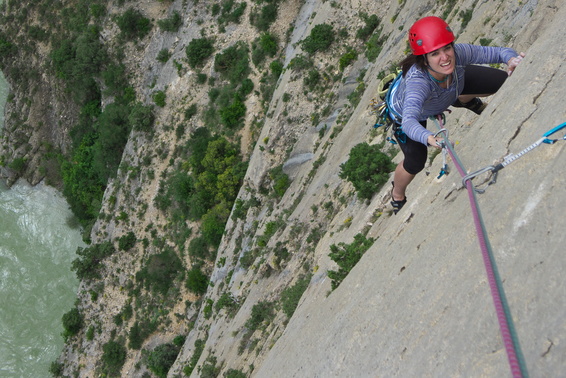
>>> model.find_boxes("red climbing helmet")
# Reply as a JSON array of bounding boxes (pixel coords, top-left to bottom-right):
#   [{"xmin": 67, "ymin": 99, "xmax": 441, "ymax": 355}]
[{"xmin": 408, "ymin": 16, "xmax": 454, "ymax": 55}]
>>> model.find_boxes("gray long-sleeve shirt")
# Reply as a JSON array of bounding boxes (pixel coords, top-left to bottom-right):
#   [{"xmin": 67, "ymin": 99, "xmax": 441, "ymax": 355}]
[{"xmin": 390, "ymin": 43, "xmax": 518, "ymax": 145}]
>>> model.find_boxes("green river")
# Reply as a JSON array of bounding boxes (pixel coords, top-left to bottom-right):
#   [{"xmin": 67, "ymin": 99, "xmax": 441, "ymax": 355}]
[{"xmin": 0, "ymin": 70, "xmax": 83, "ymax": 375}]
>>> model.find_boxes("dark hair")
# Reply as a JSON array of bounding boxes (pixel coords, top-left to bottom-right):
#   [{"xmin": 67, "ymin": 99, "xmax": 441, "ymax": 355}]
[{"xmin": 400, "ymin": 54, "xmax": 426, "ymax": 77}]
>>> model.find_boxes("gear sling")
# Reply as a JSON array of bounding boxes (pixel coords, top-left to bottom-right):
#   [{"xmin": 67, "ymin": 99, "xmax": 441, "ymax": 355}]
[{"xmin": 373, "ymin": 71, "xmax": 407, "ymax": 144}]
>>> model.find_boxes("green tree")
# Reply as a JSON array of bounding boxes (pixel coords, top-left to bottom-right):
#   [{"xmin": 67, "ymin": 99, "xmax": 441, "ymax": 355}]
[
  {"xmin": 118, "ymin": 231, "xmax": 136, "ymax": 251},
  {"xmin": 101, "ymin": 340, "xmax": 127, "ymax": 377},
  {"xmin": 250, "ymin": 2, "xmax": 279, "ymax": 31},
  {"xmin": 129, "ymin": 102, "xmax": 155, "ymax": 132},
  {"xmin": 186, "ymin": 266, "xmax": 209, "ymax": 295},
  {"xmin": 186, "ymin": 37, "xmax": 215, "ymax": 68},
  {"xmin": 71, "ymin": 241, "xmax": 116, "ymax": 280},
  {"xmin": 301, "ymin": 23, "xmax": 335, "ymax": 54},
  {"xmin": 115, "ymin": 8, "xmax": 151, "ymax": 40},
  {"xmin": 214, "ymin": 42, "xmax": 250, "ymax": 84},
  {"xmin": 136, "ymin": 248, "xmax": 183, "ymax": 295},
  {"xmin": 62, "ymin": 307, "xmax": 83, "ymax": 339},
  {"xmin": 339, "ymin": 142, "xmax": 395, "ymax": 200},
  {"xmin": 147, "ymin": 343, "xmax": 180, "ymax": 378}
]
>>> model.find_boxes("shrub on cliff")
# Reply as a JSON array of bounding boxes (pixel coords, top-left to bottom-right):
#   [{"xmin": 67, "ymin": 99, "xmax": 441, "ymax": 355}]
[
  {"xmin": 186, "ymin": 37, "xmax": 215, "ymax": 68},
  {"xmin": 101, "ymin": 340, "xmax": 127, "ymax": 376},
  {"xmin": 61, "ymin": 307, "xmax": 83, "ymax": 340},
  {"xmin": 301, "ymin": 23, "xmax": 335, "ymax": 54},
  {"xmin": 146, "ymin": 343, "xmax": 181, "ymax": 378},
  {"xmin": 115, "ymin": 8, "xmax": 151, "ymax": 40},
  {"xmin": 328, "ymin": 233, "xmax": 375, "ymax": 290},
  {"xmin": 214, "ymin": 42, "xmax": 250, "ymax": 85},
  {"xmin": 339, "ymin": 142, "xmax": 395, "ymax": 200},
  {"xmin": 71, "ymin": 241, "xmax": 115, "ymax": 280},
  {"xmin": 157, "ymin": 10, "xmax": 182, "ymax": 32}
]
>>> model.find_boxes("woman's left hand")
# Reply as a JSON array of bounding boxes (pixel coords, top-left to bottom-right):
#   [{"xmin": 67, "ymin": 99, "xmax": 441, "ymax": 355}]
[{"xmin": 507, "ymin": 52, "xmax": 526, "ymax": 76}]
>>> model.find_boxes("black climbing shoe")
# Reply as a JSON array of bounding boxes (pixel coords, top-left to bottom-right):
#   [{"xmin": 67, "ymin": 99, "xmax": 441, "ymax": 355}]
[
  {"xmin": 391, "ymin": 197, "xmax": 407, "ymax": 215},
  {"xmin": 390, "ymin": 182, "xmax": 407, "ymax": 215},
  {"xmin": 452, "ymin": 97, "xmax": 487, "ymax": 115}
]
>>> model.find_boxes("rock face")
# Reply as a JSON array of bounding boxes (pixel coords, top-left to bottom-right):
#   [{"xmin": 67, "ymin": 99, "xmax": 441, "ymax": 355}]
[
  {"xmin": 253, "ymin": 3, "xmax": 566, "ymax": 377},
  {"xmin": 183, "ymin": 1, "xmax": 566, "ymax": 376},
  {"xmin": 2, "ymin": 0, "xmax": 565, "ymax": 376}
]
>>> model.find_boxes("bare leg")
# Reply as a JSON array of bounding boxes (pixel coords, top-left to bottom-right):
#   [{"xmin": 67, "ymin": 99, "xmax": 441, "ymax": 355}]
[{"xmin": 392, "ymin": 161, "xmax": 415, "ymax": 201}]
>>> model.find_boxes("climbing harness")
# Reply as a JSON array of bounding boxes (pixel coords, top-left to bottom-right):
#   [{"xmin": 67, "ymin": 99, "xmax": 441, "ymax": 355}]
[
  {"xmin": 431, "ymin": 115, "xmax": 529, "ymax": 378},
  {"xmin": 463, "ymin": 122, "xmax": 566, "ymax": 193}
]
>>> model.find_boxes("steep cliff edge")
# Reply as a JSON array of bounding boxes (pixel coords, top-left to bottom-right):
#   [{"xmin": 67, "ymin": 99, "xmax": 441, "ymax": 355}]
[{"xmin": 1, "ymin": 0, "xmax": 564, "ymax": 377}]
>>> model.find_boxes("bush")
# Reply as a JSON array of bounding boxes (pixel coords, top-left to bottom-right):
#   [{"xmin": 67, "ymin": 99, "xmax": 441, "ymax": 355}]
[
  {"xmin": 118, "ymin": 231, "xmax": 136, "ymax": 251},
  {"xmin": 101, "ymin": 340, "xmax": 127, "ymax": 376},
  {"xmin": 156, "ymin": 48, "xmax": 171, "ymax": 63},
  {"xmin": 186, "ymin": 37, "xmax": 215, "ymax": 68},
  {"xmin": 129, "ymin": 102, "xmax": 155, "ymax": 132},
  {"xmin": 72, "ymin": 241, "xmax": 115, "ymax": 280},
  {"xmin": 157, "ymin": 11, "xmax": 182, "ymax": 32},
  {"xmin": 49, "ymin": 361, "xmax": 64, "ymax": 377},
  {"xmin": 185, "ymin": 104, "xmax": 198, "ymax": 120},
  {"xmin": 303, "ymin": 69, "xmax": 321, "ymax": 91},
  {"xmin": 328, "ymin": 233, "xmax": 375, "ymax": 290},
  {"xmin": 136, "ymin": 248, "xmax": 183, "ymax": 295},
  {"xmin": 339, "ymin": 142, "xmax": 395, "ymax": 200},
  {"xmin": 188, "ymin": 235, "xmax": 211, "ymax": 260},
  {"xmin": 186, "ymin": 267, "xmax": 209, "ymax": 295},
  {"xmin": 129, "ymin": 320, "xmax": 158, "ymax": 350},
  {"xmin": 115, "ymin": 8, "xmax": 151, "ymax": 40},
  {"xmin": 365, "ymin": 33, "xmax": 384, "ymax": 62},
  {"xmin": 147, "ymin": 343, "xmax": 180, "ymax": 378},
  {"xmin": 245, "ymin": 301, "xmax": 275, "ymax": 331},
  {"xmin": 217, "ymin": 1, "xmax": 247, "ymax": 25},
  {"xmin": 62, "ymin": 307, "xmax": 83, "ymax": 339},
  {"xmin": 214, "ymin": 42, "xmax": 250, "ymax": 84},
  {"xmin": 270, "ymin": 60, "xmax": 284, "ymax": 77},
  {"xmin": 8, "ymin": 157, "xmax": 26, "ymax": 173},
  {"xmin": 201, "ymin": 202, "xmax": 231, "ymax": 247},
  {"xmin": 301, "ymin": 23, "xmax": 335, "ymax": 54},
  {"xmin": 183, "ymin": 339, "xmax": 206, "ymax": 376},
  {"xmin": 339, "ymin": 49, "xmax": 358, "ymax": 71},
  {"xmin": 153, "ymin": 90, "xmax": 166, "ymax": 107},
  {"xmin": 252, "ymin": 32, "xmax": 278, "ymax": 66},
  {"xmin": 219, "ymin": 97, "xmax": 246, "ymax": 128},
  {"xmin": 225, "ymin": 369, "xmax": 247, "ymax": 378},
  {"xmin": 356, "ymin": 13, "xmax": 379, "ymax": 41},
  {"xmin": 281, "ymin": 275, "xmax": 311, "ymax": 318},
  {"xmin": 250, "ymin": 2, "xmax": 279, "ymax": 31}
]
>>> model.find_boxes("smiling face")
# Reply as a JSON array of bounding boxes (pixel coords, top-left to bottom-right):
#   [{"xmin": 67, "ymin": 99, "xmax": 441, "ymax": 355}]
[{"xmin": 426, "ymin": 43, "xmax": 455, "ymax": 77}]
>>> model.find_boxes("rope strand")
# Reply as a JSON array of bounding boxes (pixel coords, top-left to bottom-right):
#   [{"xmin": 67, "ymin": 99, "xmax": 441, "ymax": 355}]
[{"xmin": 431, "ymin": 115, "xmax": 528, "ymax": 377}]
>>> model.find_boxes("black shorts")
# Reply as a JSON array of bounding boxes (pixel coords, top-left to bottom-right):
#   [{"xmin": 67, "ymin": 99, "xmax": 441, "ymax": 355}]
[
  {"xmin": 396, "ymin": 65, "xmax": 507, "ymax": 175},
  {"xmin": 461, "ymin": 64, "xmax": 508, "ymax": 95}
]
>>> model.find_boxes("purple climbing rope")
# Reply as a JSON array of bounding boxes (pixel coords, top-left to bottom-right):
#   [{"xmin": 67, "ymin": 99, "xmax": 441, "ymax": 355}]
[{"xmin": 433, "ymin": 115, "xmax": 527, "ymax": 377}]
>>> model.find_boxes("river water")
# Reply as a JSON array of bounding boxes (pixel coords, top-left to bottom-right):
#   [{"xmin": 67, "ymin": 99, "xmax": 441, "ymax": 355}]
[{"xmin": 0, "ymin": 73, "xmax": 83, "ymax": 375}]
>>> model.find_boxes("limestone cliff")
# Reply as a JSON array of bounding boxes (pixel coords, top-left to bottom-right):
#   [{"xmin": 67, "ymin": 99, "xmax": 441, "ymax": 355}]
[{"xmin": 1, "ymin": 0, "xmax": 565, "ymax": 377}]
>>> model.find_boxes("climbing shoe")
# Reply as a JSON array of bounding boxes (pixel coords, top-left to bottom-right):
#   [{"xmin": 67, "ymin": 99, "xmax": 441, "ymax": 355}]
[
  {"xmin": 390, "ymin": 182, "xmax": 407, "ymax": 215},
  {"xmin": 452, "ymin": 97, "xmax": 487, "ymax": 115},
  {"xmin": 391, "ymin": 197, "xmax": 407, "ymax": 215}
]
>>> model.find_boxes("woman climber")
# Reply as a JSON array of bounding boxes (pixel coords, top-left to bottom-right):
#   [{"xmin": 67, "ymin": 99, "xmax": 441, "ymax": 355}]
[{"xmin": 388, "ymin": 16, "xmax": 525, "ymax": 214}]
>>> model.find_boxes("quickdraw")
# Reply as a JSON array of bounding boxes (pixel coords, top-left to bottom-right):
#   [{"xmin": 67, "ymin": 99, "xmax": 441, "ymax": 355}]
[
  {"xmin": 433, "ymin": 127, "xmax": 450, "ymax": 179},
  {"xmin": 463, "ymin": 122, "xmax": 566, "ymax": 193}
]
